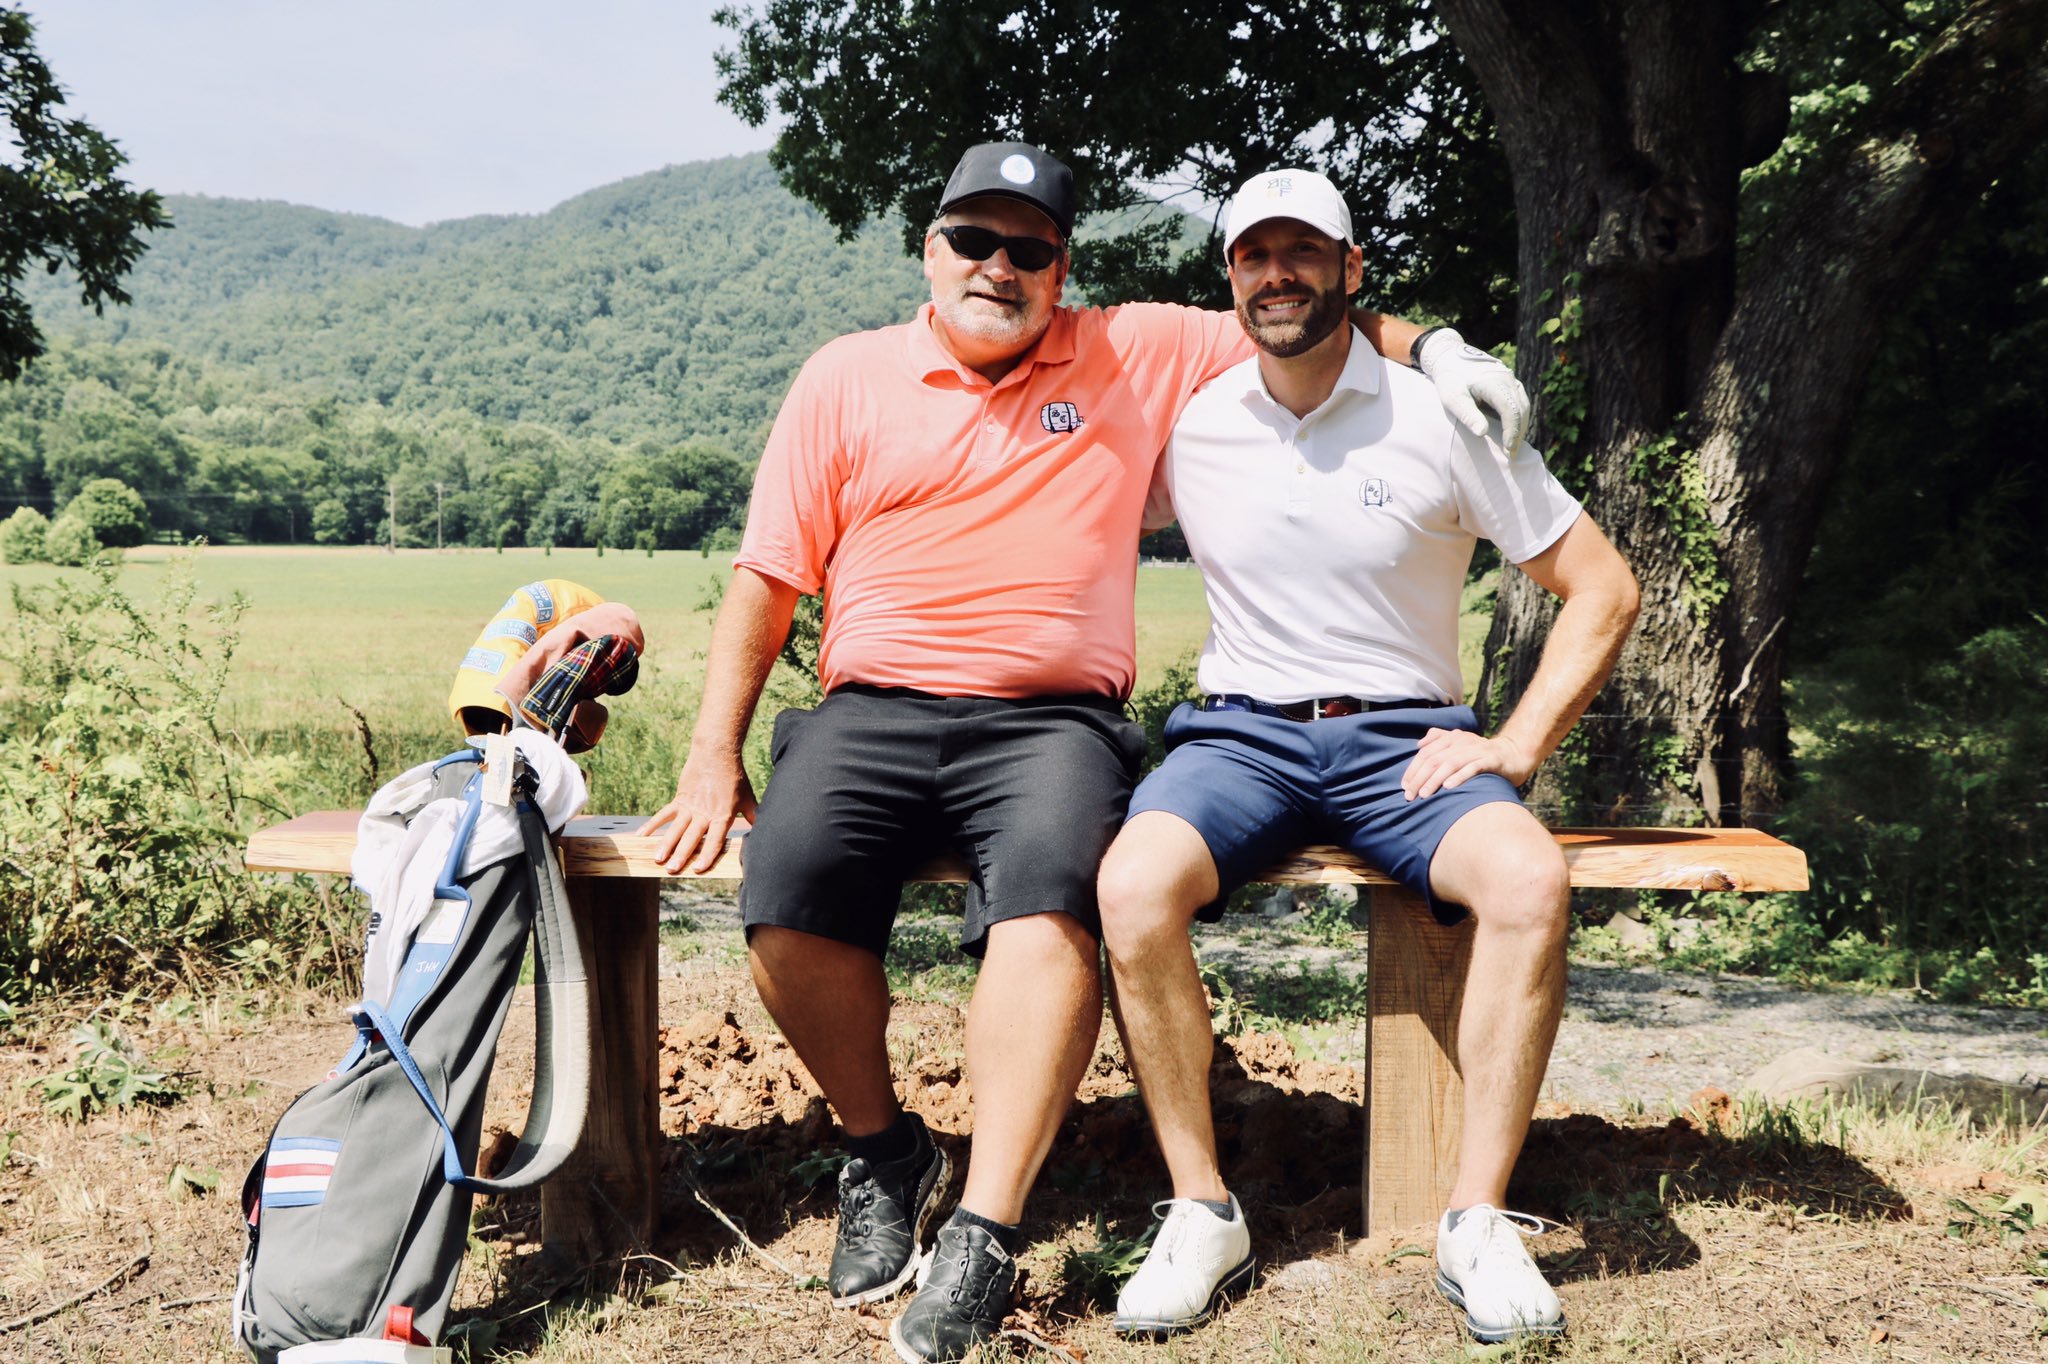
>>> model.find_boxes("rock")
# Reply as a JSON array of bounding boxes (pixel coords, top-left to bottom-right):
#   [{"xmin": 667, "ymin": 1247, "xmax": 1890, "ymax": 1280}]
[
  {"xmin": 674, "ymin": 1009, "xmax": 732, "ymax": 1049},
  {"xmin": 1610, "ymin": 912, "xmax": 1655, "ymax": 953},
  {"xmin": 1607, "ymin": 912, "xmax": 1705, "ymax": 952},
  {"xmin": 1740, "ymin": 1045, "xmax": 2048, "ymax": 1125},
  {"xmin": 1684, "ymin": 1085, "xmax": 1735, "ymax": 1132},
  {"xmin": 1264, "ymin": 1259, "xmax": 1339, "ymax": 1292}
]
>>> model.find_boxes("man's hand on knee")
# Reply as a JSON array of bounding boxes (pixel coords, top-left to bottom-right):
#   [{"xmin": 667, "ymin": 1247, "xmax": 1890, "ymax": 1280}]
[
  {"xmin": 1403, "ymin": 728, "xmax": 1537, "ymax": 801},
  {"xmin": 638, "ymin": 753, "xmax": 757, "ymax": 873}
]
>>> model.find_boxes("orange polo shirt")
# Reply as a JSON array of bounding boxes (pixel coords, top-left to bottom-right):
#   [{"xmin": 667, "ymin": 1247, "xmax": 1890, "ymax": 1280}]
[{"xmin": 738, "ymin": 302, "xmax": 1249, "ymax": 699}]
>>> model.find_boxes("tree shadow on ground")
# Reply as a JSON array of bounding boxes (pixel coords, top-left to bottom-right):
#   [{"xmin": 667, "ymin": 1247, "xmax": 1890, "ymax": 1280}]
[
  {"xmin": 1513, "ymin": 1106, "xmax": 1913, "ymax": 1282},
  {"xmin": 467, "ymin": 1015, "xmax": 1913, "ymax": 1342}
]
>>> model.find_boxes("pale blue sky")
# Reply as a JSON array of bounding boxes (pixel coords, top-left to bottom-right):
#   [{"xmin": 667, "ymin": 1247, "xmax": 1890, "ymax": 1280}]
[{"xmin": 23, "ymin": 0, "xmax": 779, "ymax": 225}]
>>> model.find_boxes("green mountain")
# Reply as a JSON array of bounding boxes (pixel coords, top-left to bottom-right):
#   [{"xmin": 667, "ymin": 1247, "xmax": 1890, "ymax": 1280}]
[{"xmin": 27, "ymin": 154, "xmax": 932, "ymax": 455}]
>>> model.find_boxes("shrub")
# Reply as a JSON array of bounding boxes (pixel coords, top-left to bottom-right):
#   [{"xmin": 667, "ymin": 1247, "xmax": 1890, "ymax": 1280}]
[
  {"xmin": 63, "ymin": 477, "xmax": 150, "ymax": 548},
  {"xmin": 0, "ymin": 505, "xmax": 49, "ymax": 563},
  {"xmin": 42, "ymin": 513, "xmax": 100, "ymax": 566},
  {"xmin": 311, "ymin": 497, "xmax": 350, "ymax": 544},
  {"xmin": 0, "ymin": 555, "xmax": 337, "ymax": 1004},
  {"xmin": 1782, "ymin": 623, "xmax": 2048, "ymax": 980}
]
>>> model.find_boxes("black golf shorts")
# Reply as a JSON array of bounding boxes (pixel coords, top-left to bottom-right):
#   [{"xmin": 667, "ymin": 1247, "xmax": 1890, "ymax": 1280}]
[{"xmin": 738, "ymin": 685, "xmax": 1146, "ymax": 959}]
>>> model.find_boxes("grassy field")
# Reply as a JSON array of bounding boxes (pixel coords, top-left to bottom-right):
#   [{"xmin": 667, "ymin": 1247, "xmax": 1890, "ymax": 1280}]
[{"xmin": 0, "ymin": 546, "xmax": 1219, "ymax": 814}]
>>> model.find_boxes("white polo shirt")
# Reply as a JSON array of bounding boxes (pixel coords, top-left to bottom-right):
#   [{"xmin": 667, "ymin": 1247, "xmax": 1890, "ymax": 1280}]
[{"xmin": 1148, "ymin": 327, "xmax": 1582, "ymax": 705}]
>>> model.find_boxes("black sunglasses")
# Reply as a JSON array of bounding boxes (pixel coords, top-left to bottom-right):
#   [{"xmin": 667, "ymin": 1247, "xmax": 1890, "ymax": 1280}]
[{"xmin": 936, "ymin": 224, "xmax": 1063, "ymax": 272}]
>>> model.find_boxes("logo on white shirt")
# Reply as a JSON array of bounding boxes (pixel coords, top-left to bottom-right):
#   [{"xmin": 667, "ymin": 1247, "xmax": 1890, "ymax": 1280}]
[
  {"xmin": 1358, "ymin": 478, "xmax": 1391, "ymax": 508},
  {"xmin": 1040, "ymin": 401, "xmax": 1085, "ymax": 434}
]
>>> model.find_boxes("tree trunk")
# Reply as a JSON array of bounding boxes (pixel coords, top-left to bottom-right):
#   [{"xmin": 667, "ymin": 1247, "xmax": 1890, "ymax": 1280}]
[{"xmin": 1440, "ymin": 0, "xmax": 2048, "ymax": 827}]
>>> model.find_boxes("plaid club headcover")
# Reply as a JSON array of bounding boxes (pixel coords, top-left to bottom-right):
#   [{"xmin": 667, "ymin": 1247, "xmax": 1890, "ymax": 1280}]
[{"xmin": 514, "ymin": 634, "xmax": 640, "ymax": 743}]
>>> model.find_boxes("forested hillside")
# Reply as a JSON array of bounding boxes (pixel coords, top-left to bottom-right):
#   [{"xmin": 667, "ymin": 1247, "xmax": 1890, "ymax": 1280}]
[
  {"xmin": 20, "ymin": 154, "xmax": 931, "ymax": 454},
  {"xmin": 0, "ymin": 155, "xmax": 949, "ymax": 550}
]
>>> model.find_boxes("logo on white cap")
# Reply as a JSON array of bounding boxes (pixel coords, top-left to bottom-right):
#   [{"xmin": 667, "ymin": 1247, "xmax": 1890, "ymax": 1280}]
[
  {"xmin": 1261, "ymin": 175, "xmax": 1294, "ymax": 197},
  {"xmin": 1000, "ymin": 154, "xmax": 1036, "ymax": 185}
]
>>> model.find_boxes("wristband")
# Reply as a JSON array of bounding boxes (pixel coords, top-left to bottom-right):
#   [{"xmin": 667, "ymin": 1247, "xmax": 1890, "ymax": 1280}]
[{"xmin": 1408, "ymin": 325, "xmax": 1448, "ymax": 369}]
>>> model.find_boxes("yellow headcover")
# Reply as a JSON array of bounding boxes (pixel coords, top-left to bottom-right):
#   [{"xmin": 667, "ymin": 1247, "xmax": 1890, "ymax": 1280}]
[{"xmin": 447, "ymin": 579, "xmax": 608, "ymax": 734}]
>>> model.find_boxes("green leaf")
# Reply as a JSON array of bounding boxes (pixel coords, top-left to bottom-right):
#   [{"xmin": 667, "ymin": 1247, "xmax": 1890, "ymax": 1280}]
[{"xmin": 168, "ymin": 1163, "xmax": 220, "ymax": 1197}]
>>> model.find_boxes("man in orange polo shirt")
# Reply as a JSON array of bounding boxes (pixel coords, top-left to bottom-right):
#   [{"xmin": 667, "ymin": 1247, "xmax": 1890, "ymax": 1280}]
[{"xmin": 639, "ymin": 142, "xmax": 1528, "ymax": 1364}]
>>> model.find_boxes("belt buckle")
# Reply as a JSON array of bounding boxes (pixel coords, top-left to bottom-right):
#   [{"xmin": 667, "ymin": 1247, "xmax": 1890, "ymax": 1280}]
[{"xmin": 1314, "ymin": 697, "xmax": 1363, "ymax": 719}]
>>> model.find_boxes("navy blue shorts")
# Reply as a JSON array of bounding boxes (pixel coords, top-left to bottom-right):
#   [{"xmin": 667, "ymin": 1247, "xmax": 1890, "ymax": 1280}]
[
  {"xmin": 741, "ymin": 686, "xmax": 1147, "ymax": 959},
  {"xmin": 1125, "ymin": 701, "xmax": 1522, "ymax": 924}
]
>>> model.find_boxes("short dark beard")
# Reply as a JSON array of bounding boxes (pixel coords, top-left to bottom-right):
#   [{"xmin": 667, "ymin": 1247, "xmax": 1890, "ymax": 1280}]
[{"xmin": 1235, "ymin": 276, "xmax": 1350, "ymax": 358}]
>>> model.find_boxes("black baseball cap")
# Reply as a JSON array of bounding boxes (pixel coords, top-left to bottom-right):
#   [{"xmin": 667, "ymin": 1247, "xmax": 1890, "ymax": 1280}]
[{"xmin": 938, "ymin": 142, "xmax": 1076, "ymax": 239}]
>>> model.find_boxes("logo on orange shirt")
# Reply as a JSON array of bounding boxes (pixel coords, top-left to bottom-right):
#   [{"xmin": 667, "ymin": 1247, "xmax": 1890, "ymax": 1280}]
[{"xmin": 1040, "ymin": 401, "xmax": 1085, "ymax": 434}]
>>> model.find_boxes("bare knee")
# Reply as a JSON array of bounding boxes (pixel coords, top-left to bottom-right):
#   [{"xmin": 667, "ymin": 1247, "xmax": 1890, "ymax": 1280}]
[
  {"xmin": 1096, "ymin": 815, "xmax": 1215, "ymax": 965},
  {"xmin": 1098, "ymin": 864, "xmax": 1202, "ymax": 973},
  {"xmin": 1466, "ymin": 845, "xmax": 1570, "ymax": 943},
  {"xmin": 984, "ymin": 910, "xmax": 1100, "ymax": 978},
  {"xmin": 748, "ymin": 924, "xmax": 879, "ymax": 986}
]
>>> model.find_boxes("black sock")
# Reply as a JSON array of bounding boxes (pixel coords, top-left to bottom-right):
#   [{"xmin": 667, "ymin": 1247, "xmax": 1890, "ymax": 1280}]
[
  {"xmin": 1196, "ymin": 1197, "xmax": 1235, "ymax": 1221},
  {"xmin": 950, "ymin": 1206, "xmax": 1022, "ymax": 1254},
  {"xmin": 845, "ymin": 1113, "xmax": 917, "ymax": 1167}
]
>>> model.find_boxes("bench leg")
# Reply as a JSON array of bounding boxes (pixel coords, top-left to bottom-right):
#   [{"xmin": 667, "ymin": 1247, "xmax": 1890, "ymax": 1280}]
[
  {"xmin": 542, "ymin": 877, "xmax": 660, "ymax": 1262},
  {"xmin": 1363, "ymin": 886, "xmax": 1472, "ymax": 1236}
]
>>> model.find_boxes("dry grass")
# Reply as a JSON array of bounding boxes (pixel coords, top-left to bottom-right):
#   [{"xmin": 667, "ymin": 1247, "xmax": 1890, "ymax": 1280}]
[{"xmin": 3, "ymin": 945, "xmax": 2045, "ymax": 1364}]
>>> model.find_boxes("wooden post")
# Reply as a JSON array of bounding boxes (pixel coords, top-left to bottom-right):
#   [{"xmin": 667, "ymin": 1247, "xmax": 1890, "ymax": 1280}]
[
  {"xmin": 541, "ymin": 876, "xmax": 660, "ymax": 1262},
  {"xmin": 1363, "ymin": 887, "xmax": 1472, "ymax": 1235}
]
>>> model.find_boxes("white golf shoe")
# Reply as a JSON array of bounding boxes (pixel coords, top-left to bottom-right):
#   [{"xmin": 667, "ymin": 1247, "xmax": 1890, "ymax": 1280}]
[
  {"xmin": 1434, "ymin": 1204, "xmax": 1566, "ymax": 1342},
  {"xmin": 1113, "ymin": 1194, "xmax": 1255, "ymax": 1337}
]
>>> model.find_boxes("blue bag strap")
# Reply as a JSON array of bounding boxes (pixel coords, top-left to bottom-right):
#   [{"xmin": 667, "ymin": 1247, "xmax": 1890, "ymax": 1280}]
[
  {"xmin": 431, "ymin": 775, "xmax": 486, "ymax": 904},
  {"xmin": 335, "ymin": 749, "xmax": 485, "ymax": 1074},
  {"xmin": 379, "ymin": 772, "xmax": 488, "ymax": 1035},
  {"xmin": 349, "ymin": 997, "xmax": 486, "ymax": 1193}
]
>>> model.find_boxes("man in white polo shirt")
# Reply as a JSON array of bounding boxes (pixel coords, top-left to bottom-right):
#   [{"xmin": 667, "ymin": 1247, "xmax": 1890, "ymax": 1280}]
[{"xmin": 1096, "ymin": 169, "xmax": 1640, "ymax": 1345}]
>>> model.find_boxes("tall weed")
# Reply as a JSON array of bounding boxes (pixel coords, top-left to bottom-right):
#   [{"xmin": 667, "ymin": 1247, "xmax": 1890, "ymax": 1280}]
[{"xmin": 0, "ymin": 555, "xmax": 338, "ymax": 1002}]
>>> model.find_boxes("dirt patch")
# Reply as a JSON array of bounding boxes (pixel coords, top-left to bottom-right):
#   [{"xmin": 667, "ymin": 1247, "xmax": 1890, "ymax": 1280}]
[{"xmin": 3, "ymin": 950, "xmax": 2045, "ymax": 1363}]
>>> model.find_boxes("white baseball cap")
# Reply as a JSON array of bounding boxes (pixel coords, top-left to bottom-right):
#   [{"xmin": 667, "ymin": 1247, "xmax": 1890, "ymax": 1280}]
[{"xmin": 1221, "ymin": 168, "xmax": 1353, "ymax": 260}]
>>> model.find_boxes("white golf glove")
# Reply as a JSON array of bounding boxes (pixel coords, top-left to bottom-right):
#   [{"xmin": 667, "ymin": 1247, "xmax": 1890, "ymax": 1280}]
[{"xmin": 1415, "ymin": 327, "xmax": 1531, "ymax": 453}]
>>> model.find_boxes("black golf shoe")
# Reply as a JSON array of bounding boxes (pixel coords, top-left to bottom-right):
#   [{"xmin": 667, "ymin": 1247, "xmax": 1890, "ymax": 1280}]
[
  {"xmin": 828, "ymin": 1113, "xmax": 951, "ymax": 1307},
  {"xmin": 888, "ymin": 1215, "xmax": 1016, "ymax": 1363}
]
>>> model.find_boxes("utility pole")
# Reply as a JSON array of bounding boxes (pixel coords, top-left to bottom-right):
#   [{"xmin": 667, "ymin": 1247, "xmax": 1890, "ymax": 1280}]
[
  {"xmin": 387, "ymin": 476, "xmax": 397, "ymax": 554},
  {"xmin": 436, "ymin": 482, "xmax": 444, "ymax": 551}
]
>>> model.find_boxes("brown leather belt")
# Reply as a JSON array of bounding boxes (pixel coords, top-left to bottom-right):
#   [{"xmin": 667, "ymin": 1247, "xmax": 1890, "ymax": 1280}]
[{"xmin": 1201, "ymin": 694, "xmax": 1448, "ymax": 722}]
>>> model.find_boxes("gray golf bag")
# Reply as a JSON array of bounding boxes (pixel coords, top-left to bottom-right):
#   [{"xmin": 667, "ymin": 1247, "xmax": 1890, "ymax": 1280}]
[{"xmin": 232, "ymin": 748, "xmax": 591, "ymax": 1362}]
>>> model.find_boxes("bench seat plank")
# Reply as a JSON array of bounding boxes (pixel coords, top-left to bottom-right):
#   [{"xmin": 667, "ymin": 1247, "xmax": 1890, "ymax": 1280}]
[{"xmin": 247, "ymin": 813, "xmax": 1808, "ymax": 893}]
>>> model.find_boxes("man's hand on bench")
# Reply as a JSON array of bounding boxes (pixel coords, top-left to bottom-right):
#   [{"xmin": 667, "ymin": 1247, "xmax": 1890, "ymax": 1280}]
[{"xmin": 637, "ymin": 751, "xmax": 757, "ymax": 874}]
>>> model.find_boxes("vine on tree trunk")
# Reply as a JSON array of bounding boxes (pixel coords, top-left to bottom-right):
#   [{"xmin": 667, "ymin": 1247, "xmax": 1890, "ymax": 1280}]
[
  {"xmin": 1534, "ymin": 269, "xmax": 1589, "ymax": 489},
  {"xmin": 1627, "ymin": 420, "xmax": 1728, "ymax": 627}
]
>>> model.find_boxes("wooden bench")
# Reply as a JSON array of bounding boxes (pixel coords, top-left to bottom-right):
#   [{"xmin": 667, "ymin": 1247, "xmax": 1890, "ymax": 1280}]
[{"xmin": 246, "ymin": 816, "xmax": 1808, "ymax": 1254}]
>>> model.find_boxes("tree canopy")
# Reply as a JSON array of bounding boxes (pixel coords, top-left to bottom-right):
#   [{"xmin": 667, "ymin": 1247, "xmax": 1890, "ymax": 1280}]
[{"xmin": 0, "ymin": 6, "xmax": 167, "ymax": 380}]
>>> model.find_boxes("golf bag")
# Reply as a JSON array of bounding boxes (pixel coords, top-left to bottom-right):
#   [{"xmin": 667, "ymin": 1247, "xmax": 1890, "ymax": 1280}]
[{"xmin": 232, "ymin": 741, "xmax": 591, "ymax": 1363}]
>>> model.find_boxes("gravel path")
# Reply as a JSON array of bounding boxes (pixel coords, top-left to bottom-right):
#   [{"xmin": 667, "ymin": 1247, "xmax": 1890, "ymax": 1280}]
[
  {"xmin": 660, "ymin": 884, "xmax": 2048, "ymax": 1116},
  {"xmin": 1544, "ymin": 961, "xmax": 2048, "ymax": 1111}
]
